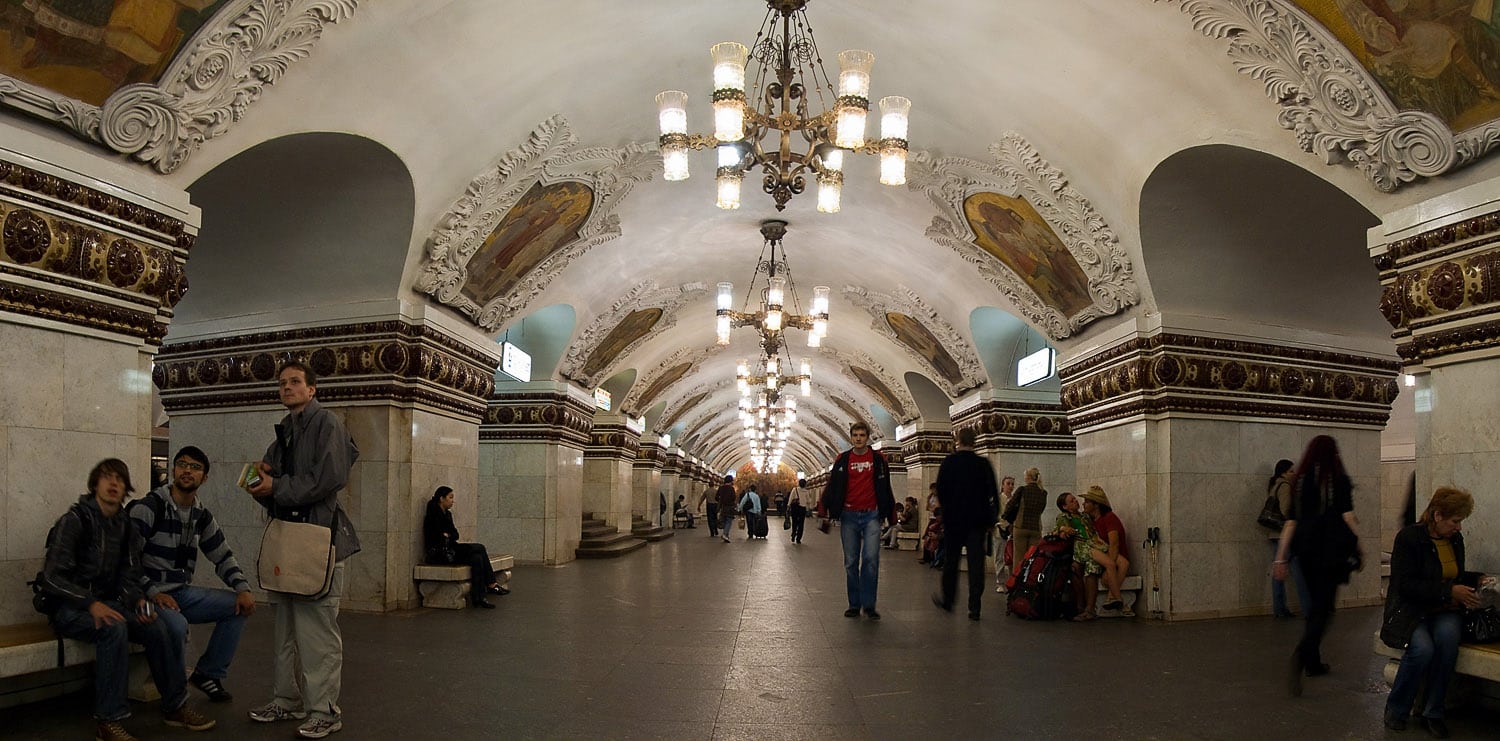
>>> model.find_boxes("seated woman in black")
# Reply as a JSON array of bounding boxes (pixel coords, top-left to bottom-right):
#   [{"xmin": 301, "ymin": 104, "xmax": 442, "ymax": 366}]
[{"xmin": 424, "ymin": 486, "xmax": 506, "ymax": 609}]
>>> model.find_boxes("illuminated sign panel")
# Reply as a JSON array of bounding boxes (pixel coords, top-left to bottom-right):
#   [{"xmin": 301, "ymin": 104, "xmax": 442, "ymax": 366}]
[
  {"xmin": 500, "ymin": 342, "xmax": 531, "ymax": 382},
  {"xmin": 593, "ymin": 387, "xmax": 612, "ymax": 410},
  {"xmin": 1017, "ymin": 347, "xmax": 1054, "ymax": 387}
]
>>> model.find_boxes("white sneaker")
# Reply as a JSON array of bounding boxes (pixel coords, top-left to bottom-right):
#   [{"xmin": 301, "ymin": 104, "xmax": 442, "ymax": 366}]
[
  {"xmin": 297, "ymin": 718, "xmax": 343, "ymax": 738},
  {"xmin": 249, "ymin": 702, "xmax": 307, "ymax": 723}
]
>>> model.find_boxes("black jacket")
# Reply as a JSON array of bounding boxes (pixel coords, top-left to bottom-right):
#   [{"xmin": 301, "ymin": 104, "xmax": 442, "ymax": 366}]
[
  {"xmin": 40, "ymin": 495, "xmax": 146, "ymax": 611},
  {"xmin": 820, "ymin": 448, "xmax": 895, "ymax": 523},
  {"xmin": 423, "ymin": 501, "xmax": 462, "ymax": 563},
  {"xmin": 1381, "ymin": 524, "xmax": 1476, "ymax": 648},
  {"xmin": 935, "ymin": 449, "xmax": 1000, "ymax": 533}
]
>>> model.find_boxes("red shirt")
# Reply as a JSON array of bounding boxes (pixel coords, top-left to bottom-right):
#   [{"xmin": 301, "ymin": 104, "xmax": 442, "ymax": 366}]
[
  {"xmin": 844, "ymin": 450, "xmax": 877, "ymax": 511},
  {"xmin": 1094, "ymin": 511, "xmax": 1131, "ymax": 563}
]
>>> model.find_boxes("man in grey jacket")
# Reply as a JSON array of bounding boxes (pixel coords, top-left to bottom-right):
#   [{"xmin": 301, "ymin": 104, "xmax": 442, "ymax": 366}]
[{"xmin": 245, "ymin": 361, "xmax": 359, "ymax": 739}]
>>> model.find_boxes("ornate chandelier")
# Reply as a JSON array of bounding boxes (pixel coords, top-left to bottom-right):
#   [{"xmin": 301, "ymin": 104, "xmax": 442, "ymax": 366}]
[
  {"xmin": 655, "ymin": 0, "xmax": 911, "ymax": 212},
  {"xmin": 716, "ymin": 219, "xmax": 828, "ymax": 357}
]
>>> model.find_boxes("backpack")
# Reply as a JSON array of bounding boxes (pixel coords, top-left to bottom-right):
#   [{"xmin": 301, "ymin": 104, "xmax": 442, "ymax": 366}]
[
  {"xmin": 1005, "ymin": 536, "xmax": 1076, "ymax": 620},
  {"xmin": 28, "ymin": 506, "xmax": 84, "ymax": 617}
]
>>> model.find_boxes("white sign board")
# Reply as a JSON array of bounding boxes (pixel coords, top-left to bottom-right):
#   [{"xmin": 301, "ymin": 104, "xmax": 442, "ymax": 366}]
[
  {"xmin": 1017, "ymin": 347, "xmax": 1054, "ymax": 387},
  {"xmin": 593, "ymin": 387, "xmax": 612, "ymax": 411},
  {"xmin": 499, "ymin": 342, "xmax": 531, "ymax": 382}
]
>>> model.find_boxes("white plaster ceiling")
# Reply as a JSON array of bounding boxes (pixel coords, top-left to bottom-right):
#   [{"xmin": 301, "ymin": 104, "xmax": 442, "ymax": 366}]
[{"xmin": 131, "ymin": 0, "xmax": 1500, "ymax": 470}]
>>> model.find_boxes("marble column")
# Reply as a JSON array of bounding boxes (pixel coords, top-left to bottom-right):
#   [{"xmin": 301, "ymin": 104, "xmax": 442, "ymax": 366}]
[
  {"xmin": 582, "ymin": 412, "xmax": 640, "ymax": 529},
  {"xmin": 1061, "ymin": 323, "xmax": 1398, "ymax": 620},
  {"xmin": 0, "ymin": 150, "xmax": 197, "ymax": 627},
  {"xmin": 950, "ymin": 390, "xmax": 1077, "ymax": 514},
  {"xmin": 632, "ymin": 435, "xmax": 665, "ymax": 526},
  {"xmin": 480, "ymin": 382, "xmax": 592, "ymax": 565},
  {"xmin": 895, "ymin": 421, "xmax": 952, "ymax": 534},
  {"xmin": 1372, "ymin": 190, "xmax": 1500, "ymax": 572},
  {"xmin": 155, "ymin": 314, "xmax": 498, "ymax": 611},
  {"xmin": 657, "ymin": 448, "xmax": 682, "ymax": 526}
]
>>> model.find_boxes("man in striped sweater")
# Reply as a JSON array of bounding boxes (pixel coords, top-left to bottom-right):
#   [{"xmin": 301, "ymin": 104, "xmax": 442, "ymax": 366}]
[{"xmin": 128, "ymin": 445, "xmax": 256, "ymax": 703}]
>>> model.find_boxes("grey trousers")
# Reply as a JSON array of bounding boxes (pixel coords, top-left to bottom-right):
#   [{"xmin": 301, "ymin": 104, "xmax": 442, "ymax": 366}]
[{"xmin": 270, "ymin": 561, "xmax": 346, "ymax": 721}]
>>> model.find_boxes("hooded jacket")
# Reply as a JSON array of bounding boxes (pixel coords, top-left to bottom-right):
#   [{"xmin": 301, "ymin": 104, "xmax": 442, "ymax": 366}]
[{"xmin": 40, "ymin": 494, "xmax": 146, "ymax": 611}]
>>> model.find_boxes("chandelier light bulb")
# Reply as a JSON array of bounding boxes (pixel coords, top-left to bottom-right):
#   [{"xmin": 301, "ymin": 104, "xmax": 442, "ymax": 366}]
[
  {"xmin": 806, "ymin": 331, "xmax": 820, "ymax": 348},
  {"xmin": 837, "ymin": 50, "xmax": 874, "ymax": 98},
  {"xmin": 801, "ymin": 377, "xmax": 811, "ymax": 395},
  {"xmin": 766, "ymin": 356, "xmax": 779, "ymax": 375},
  {"xmin": 835, "ymin": 108, "xmax": 866, "ymax": 150},
  {"xmin": 656, "ymin": 90, "xmax": 688, "ymax": 135},
  {"xmin": 716, "ymin": 315, "xmax": 731, "ymax": 345},
  {"xmin": 717, "ymin": 281, "xmax": 734, "ymax": 311},
  {"xmin": 800, "ymin": 358, "xmax": 811, "ymax": 378},
  {"xmin": 811, "ymin": 286, "xmax": 830, "ymax": 316},
  {"xmin": 766, "ymin": 276, "xmax": 786, "ymax": 308},
  {"xmin": 764, "ymin": 307, "xmax": 783, "ymax": 331},
  {"xmin": 880, "ymin": 148, "xmax": 906, "ymax": 186},
  {"xmin": 710, "ymin": 42, "xmax": 748, "ymax": 141},
  {"xmin": 662, "ymin": 147, "xmax": 689, "ymax": 182},
  {"xmin": 879, "ymin": 95, "xmax": 910, "ymax": 139},
  {"xmin": 716, "ymin": 171, "xmax": 742, "ymax": 209},
  {"xmin": 817, "ymin": 171, "xmax": 842, "ymax": 213}
]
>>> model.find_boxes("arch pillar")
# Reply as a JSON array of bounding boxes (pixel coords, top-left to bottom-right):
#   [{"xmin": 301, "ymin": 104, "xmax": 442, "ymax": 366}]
[
  {"xmin": 1060, "ymin": 320, "xmax": 1399, "ymax": 620},
  {"xmin": 481, "ymin": 382, "xmax": 593, "ymax": 566},
  {"xmin": 894, "ymin": 420, "xmax": 951, "ymax": 534},
  {"xmin": 1373, "ymin": 184, "xmax": 1500, "ymax": 573},
  {"xmin": 951, "ymin": 390, "xmax": 1077, "ymax": 509},
  {"xmin": 633, "ymin": 435, "xmax": 666, "ymax": 526},
  {"xmin": 583, "ymin": 412, "xmax": 640, "ymax": 530}
]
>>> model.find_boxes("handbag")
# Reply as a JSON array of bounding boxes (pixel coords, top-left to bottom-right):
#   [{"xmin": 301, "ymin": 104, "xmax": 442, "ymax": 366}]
[
  {"xmin": 1463, "ymin": 606, "xmax": 1500, "ymax": 644},
  {"xmin": 1380, "ymin": 601, "xmax": 1423, "ymax": 649},
  {"xmin": 1257, "ymin": 492, "xmax": 1284, "ymax": 531},
  {"xmin": 258, "ymin": 518, "xmax": 337, "ymax": 599}
]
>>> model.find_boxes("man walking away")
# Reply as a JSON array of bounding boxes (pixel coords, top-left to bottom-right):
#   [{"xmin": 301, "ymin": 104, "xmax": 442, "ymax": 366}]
[{"xmin": 931, "ymin": 428, "xmax": 1001, "ymax": 620}]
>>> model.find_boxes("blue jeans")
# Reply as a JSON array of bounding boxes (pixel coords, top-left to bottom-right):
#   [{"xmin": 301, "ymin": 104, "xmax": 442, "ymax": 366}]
[
  {"xmin": 1386, "ymin": 610, "xmax": 1463, "ymax": 720},
  {"xmin": 840, "ymin": 509, "xmax": 882, "ymax": 610},
  {"xmin": 53, "ymin": 600, "xmax": 187, "ymax": 720},
  {"xmin": 1269, "ymin": 541, "xmax": 1310, "ymax": 615},
  {"xmin": 157, "ymin": 585, "xmax": 247, "ymax": 679}
]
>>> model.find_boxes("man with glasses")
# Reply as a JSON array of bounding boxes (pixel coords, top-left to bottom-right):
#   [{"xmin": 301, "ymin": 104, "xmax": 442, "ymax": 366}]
[{"xmin": 129, "ymin": 446, "xmax": 256, "ymax": 704}]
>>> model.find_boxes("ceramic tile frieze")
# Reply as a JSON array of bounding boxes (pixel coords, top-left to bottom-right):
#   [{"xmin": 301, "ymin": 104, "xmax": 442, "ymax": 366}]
[
  {"xmin": 1374, "ymin": 210, "xmax": 1500, "ymax": 365},
  {"xmin": 951, "ymin": 398, "xmax": 1075, "ymax": 452},
  {"xmin": 482, "ymin": 388, "xmax": 595, "ymax": 447}
]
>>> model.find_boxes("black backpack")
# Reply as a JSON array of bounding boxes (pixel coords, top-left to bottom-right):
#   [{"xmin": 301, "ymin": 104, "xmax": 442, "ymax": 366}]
[{"xmin": 27, "ymin": 508, "xmax": 81, "ymax": 617}]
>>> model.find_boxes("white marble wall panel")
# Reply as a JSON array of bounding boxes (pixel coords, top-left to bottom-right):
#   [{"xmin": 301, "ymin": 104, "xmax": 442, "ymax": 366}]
[
  {"xmin": 0, "ymin": 324, "xmax": 153, "ymax": 627},
  {"xmin": 481, "ymin": 440, "xmax": 584, "ymax": 565},
  {"xmin": 984, "ymin": 450, "xmax": 1077, "ymax": 531},
  {"xmin": 632, "ymin": 467, "xmax": 661, "ymax": 522},
  {"xmin": 1419, "ymin": 363, "xmax": 1500, "ymax": 572},
  {"xmin": 1380, "ymin": 460, "xmax": 1416, "ymax": 553}
]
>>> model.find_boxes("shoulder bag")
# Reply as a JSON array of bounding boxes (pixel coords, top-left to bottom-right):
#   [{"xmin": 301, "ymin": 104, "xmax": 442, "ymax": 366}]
[
  {"xmin": 258, "ymin": 514, "xmax": 337, "ymax": 599},
  {"xmin": 1256, "ymin": 492, "xmax": 1284, "ymax": 531},
  {"xmin": 1463, "ymin": 606, "xmax": 1500, "ymax": 644}
]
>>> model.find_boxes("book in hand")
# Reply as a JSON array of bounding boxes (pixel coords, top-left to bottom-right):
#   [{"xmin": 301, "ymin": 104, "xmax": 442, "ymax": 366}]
[{"xmin": 237, "ymin": 463, "xmax": 263, "ymax": 491}]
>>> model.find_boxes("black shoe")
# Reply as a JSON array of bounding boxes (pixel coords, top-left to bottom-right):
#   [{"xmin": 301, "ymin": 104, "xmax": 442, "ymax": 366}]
[
  {"xmin": 931, "ymin": 593, "xmax": 953, "ymax": 612},
  {"xmin": 863, "ymin": 608, "xmax": 881, "ymax": 620},
  {"xmin": 1383, "ymin": 709, "xmax": 1407, "ymax": 732},
  {"xmin": 472, "ymin": 597, "xmax": 495, "ymax": 609},
  {"xmin": 1102, "ymin": 599, "xmax": 1124, "ymax": 612},
  {"xmin": 1305, "ymin": 662, "xmax": 1331, "ymax": 677},
  {"xmin": 1419, "ymin": 717, "xmax": 1450, "ymax": 739},
  {"xmin": 1287, "ymin": 654, "xmax": 1303, "ymax": 698},
  {"xmin": 189, "ymin": 672, "xmax": 233, "ymax": 703},
  {"xmin": 968, "ymin": 611, "xmax": 981, "ymax": 621},
  {"xmin": 844, "ymin": 607, "xmax": 860, "ymax": 618}
]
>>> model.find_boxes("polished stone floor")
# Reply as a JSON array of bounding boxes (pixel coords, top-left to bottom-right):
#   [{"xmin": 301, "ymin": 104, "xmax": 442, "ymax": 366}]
[{"xmin": 7, "ymin": 520, "xmax": 1498, "ymax": 739}]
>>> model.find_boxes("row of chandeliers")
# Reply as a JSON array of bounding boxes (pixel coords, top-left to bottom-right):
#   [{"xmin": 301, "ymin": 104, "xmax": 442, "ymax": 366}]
[{"xmin": 657, "ymin": 0, "xmax": 907, "ymax": 471}]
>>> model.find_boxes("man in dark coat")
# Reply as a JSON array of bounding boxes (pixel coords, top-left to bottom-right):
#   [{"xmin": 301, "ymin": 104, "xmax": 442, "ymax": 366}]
[
  {"xmin": 931, "ymin": 427, "xmax": 1001, "ymax": 620},
  {"xmin": 819, "ymin": 422, "xmax": 896, "ymax": 619}
]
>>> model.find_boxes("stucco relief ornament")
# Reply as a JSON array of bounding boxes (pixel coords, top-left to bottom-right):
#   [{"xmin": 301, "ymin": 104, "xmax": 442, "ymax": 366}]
[
  {"xmin": 656, "ymin": 380, "xmax": 729, "ymax": 432},
  {"xmin": 1162, "ymin": 0, "xmax": 1473, "ymax": 191},
  {"xmin": 819, "ymin": 347, "xmax": 920, "ymax": 424},
  {"xmin": 906, "ymin": 132, "xmax": 1139, "ymax": 341},
  {"xmin": 841, "ymin": 284, "xmax": 987, "ymax": 396},
  {"xmin": 619, "ymin": 343, "xmax": 725, "ymax": 416},
  {"xmin": 413, "ymin": 116, "xmax": 656, "ymax": 331},
  {"xmin": 0, "ymin": 0, "xmax": 358, "ymax": 173},
  {"xmin": 558, "ymin": 280, "xmax": 709, "ymax": 387}
]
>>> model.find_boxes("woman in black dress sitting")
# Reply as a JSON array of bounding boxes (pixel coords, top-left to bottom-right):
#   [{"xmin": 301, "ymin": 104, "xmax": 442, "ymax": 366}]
[{"xmin": 424, "ymin": 486, "xmax": 506, "ymax": 609}]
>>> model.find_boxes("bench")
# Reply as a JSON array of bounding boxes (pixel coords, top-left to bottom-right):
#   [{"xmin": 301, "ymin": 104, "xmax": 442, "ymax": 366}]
[
  {"xmin": 414, "ymin": 554, "xmax": 514, "ymax": 610},
  {"xmin": 1373, "ymin": 631, "xmax": 1500, "ymax": 704},
  {"xmin": 895, "ymin": 531, "xmax": 920, "ymax": 551},
  {"xmin": 1093, "ymin": 575, "xmax": 1144, "ymax": 618},
  {"xmin": 671, "ymin": 511, "xmax": 694, "ymax": 529},
  {"xmin": 0, "ymin": 623, "xmax": 157, "ymax": 709}
]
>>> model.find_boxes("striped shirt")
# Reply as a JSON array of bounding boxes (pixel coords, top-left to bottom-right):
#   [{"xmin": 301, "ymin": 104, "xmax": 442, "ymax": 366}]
[{"xmin": 127, "ymin": 487, "xmax": 250, "ymax": 595}]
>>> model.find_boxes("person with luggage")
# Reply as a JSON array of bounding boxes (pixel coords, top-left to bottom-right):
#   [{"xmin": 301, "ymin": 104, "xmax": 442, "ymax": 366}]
[
  {"xmin": 787, "ymin": 480, "xmax": 809, "ymax": 544},
  {"xmin": 714, "ymin": 475, "xmax": 738, "ymax": 543},
  {"xmin": 739, "ymin": 485, "xmax": 764, "ymax": 540},
  {"xmin": 1001, "ymin": 468, "xmax": 1048, "ymax": 572}
]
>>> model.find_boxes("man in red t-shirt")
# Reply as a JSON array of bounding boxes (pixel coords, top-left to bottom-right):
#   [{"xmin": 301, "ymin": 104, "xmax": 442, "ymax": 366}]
[{"xmin": 819, "ymin": 422, "xmax": 896, "ymax": 619}]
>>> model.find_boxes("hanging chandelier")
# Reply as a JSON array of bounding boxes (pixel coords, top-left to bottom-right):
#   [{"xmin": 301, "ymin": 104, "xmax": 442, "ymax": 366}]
[
  {"xmin": 655, "ymin": 0, "xmax": 911, "ymax": 212},
  {"xmin": 716, "ymin": 219, "xmax": 828, "ymax": 358}
]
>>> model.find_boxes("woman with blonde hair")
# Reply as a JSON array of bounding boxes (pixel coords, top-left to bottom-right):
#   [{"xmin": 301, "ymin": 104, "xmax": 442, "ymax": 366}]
[{"xmin": 1381, "ymin": 487, "xmax": 1487, "ymax": 737}]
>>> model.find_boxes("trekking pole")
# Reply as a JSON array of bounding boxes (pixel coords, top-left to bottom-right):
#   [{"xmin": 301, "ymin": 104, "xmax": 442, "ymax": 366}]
[{"xmin": 1144, "ymin": 527, "xmax": 1162, "ymax": 619}]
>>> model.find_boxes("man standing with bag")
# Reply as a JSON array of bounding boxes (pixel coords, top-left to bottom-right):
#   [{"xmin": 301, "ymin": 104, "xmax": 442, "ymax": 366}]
[
  {"xmin": 931, "ymin": 428, "xmax": 1000, "ymax": 620},
  {"xmin": 245, "ymin": 361, "xmax": 360, "ymax": 739}
]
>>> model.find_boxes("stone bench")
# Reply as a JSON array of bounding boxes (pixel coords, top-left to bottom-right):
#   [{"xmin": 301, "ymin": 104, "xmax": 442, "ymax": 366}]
[
  {"xmin": 1093, "ymin": 575, "xmax": 1144, "ymax": 618},
  {"xmin": 0, "ymin": 622, "xmax": 156, "ymax": 709},
  {"xmin": 895, "ymin": 531, "xmax": 920, "ymax": 551},
  {"xmin": 414, "ymin": 554, "xmax": 514, "ymax": 610},
  {"xmin": 1373, "ymin": 631, "xmax": 1500, "ymax": 703}
]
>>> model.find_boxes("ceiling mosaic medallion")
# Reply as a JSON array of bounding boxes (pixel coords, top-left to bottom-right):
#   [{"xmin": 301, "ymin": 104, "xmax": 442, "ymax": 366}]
[
  {"xmin": 849, "ymin": 365, "xmax": 907, "ymax": 420},
  {"xmin": 631, "ymin": 361, "xmax": 693, "ymax": 414},
  {"xmin": 461, "ymin": 181, "xmax": 594, "ymax": 306},
  {"xmin": 963, "ymin": 192, "xmax": 1093, "ymax": 319},
  {"xmin": 578, "ymin": 307, "xmax": 661, "ymax": 379},
  {"xmin": 885, "ymin": 311, "xmax": 964, "ymax": 386}
]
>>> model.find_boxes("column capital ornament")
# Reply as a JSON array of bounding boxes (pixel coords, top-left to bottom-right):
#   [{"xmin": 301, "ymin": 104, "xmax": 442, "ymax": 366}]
[
  {"xmin": 412, "ymin": 116, "xmax": 656, "ymax": 332},
  {"xmin": 584, "ymin": 419, "xmax": 641, "ymax": 460},
  {"xmin": 482, "ymin": 388, "xmax": 595, "ymax": 447},
  {"xmin": 0, "ymin": 0, "xmax": 358, "ymax": 173},
  {"xmin": 951, "ymin": 398, "xmax": 1075, "ymax": 452},
  {"xmin": 1374, "ymin": 210, "xmax": 1500, "ymax": 365},
  {"xmin": 558, "ymin": 280, "xmax": 708, "ymax": 388},
  {"xmin": 155, "ymin": 320, "xmax": 499, "ymax": 420},
  {"xmin": 897, "ymin": 429, "xmax": 954, "ymax": 466},
  {"xmin": 1059, "ymin": 332, "xmax": 1400, "ymax": 432},
  {"xmin": 1163, "ymin": 0, "xmax": 1476, "ymax": 192},
  {"xmin": 906, "ymin": 133, "xmax": 1139, "ymax": 339}
]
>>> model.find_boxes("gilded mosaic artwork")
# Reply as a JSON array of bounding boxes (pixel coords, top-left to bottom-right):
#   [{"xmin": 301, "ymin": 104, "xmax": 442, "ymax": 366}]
[
  {"xmin": 461, "ymin": 180, "xmax": 595, "ymax": 305},
  {"xmin": 963, "ymin": 191, "xmax": 1093, "ymax": 318},
  {"xmin": 0, "ymin": 0, "xmax": 230, "ymax": 106},
  {"xmin": 1296, "ymin": 0, "xmax": 1500, "ymax": 131}
]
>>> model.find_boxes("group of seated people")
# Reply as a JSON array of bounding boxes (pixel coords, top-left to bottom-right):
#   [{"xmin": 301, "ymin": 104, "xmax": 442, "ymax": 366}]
[
  {"xmin": 881, "ymin": 496, "xmax": 920, "ymax": 549},
  {"xmin": 1050, "ymin": 486, "xmax": 1131, "ymax": 620}
]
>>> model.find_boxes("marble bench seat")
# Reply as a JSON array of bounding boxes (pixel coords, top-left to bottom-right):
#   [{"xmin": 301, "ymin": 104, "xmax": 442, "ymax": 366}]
[
  {"xmin": 1094, "ymin": 575, "xmax": 1144, "ymax": 618},
  {"xmin": 0, "ymin": 622, "xmax": 156, "ymax": 709},
  {"xmin": 414, "ymin": 554, "xmax": 514, "ymax": 610},
  {"xmin": 1373, "ymin": 631, "xmax": 1500, "ymax": 691},
  {"xmin": 895, "ymin": 531, "xmax": 920, "ymax": 551}
]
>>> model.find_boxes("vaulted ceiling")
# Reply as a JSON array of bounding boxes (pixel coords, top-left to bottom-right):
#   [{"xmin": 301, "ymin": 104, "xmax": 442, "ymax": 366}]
[{"xmin": 6, "ymin": 0, "xmax": 1498, "ymax": 474}]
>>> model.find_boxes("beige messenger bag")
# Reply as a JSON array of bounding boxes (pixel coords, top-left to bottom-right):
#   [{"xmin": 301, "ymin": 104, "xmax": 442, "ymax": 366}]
[{"xmin": 257, "ymin": 518, "xmax": 337, "ymax": 599}]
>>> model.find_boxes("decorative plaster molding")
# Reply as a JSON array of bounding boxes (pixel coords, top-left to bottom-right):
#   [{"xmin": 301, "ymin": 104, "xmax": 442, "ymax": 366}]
[
  {"xmin": 899, "ymin": 429, "xmax": 954, "ymax": 466},
  {"xmin": 558, "ymin": 280, "xmax": 708, "ymax": 387},
  {"xmin": 655, "ymin": 381, "xmax": 727, "ymax": 432},
  {"xmin": 907, "ymin": 133, "xmax": 1139, "ymax": 340},
  {"xmin": 841, "ymin": 284, "xmax": 987, "ymax": 395},
  {"xmin": 950, "ymin": 398, "xmax": 1075, "ymax": 452},
  {"xmin": 1163, "ymin": 0, "xmax": 1484, "ymax": 192},
  {"xmin": 412, "ymin": 116, "xmax": 656, "ymax": 332},
  {"xmin": 1373, "ymin": 211, "xmax": 1500, "ymax": 365},
  {"xmin": 1059, "ymin": 332, "xmax": 1400, "ymax": 432},
  {"xmin": 583, "ymin": 419, "xmax": 641, "ymax": 460},
  {"xmin": 618, "ymin": 343, "xmax": 726, "ymax": 415},
  {"xmin": 0, "ymin": 0, "xmax": 358, "ymax": 173},
  {"xmin": 481, "ymin": 390, "xmax": 595, "ymax": 447},
  {"xmin": 821, "ymin": 347, "xmax": 920, "ymax": 423},
  {"xmin": 154, "ymin": 319, "xmax": 498, "ymax": 420}
]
